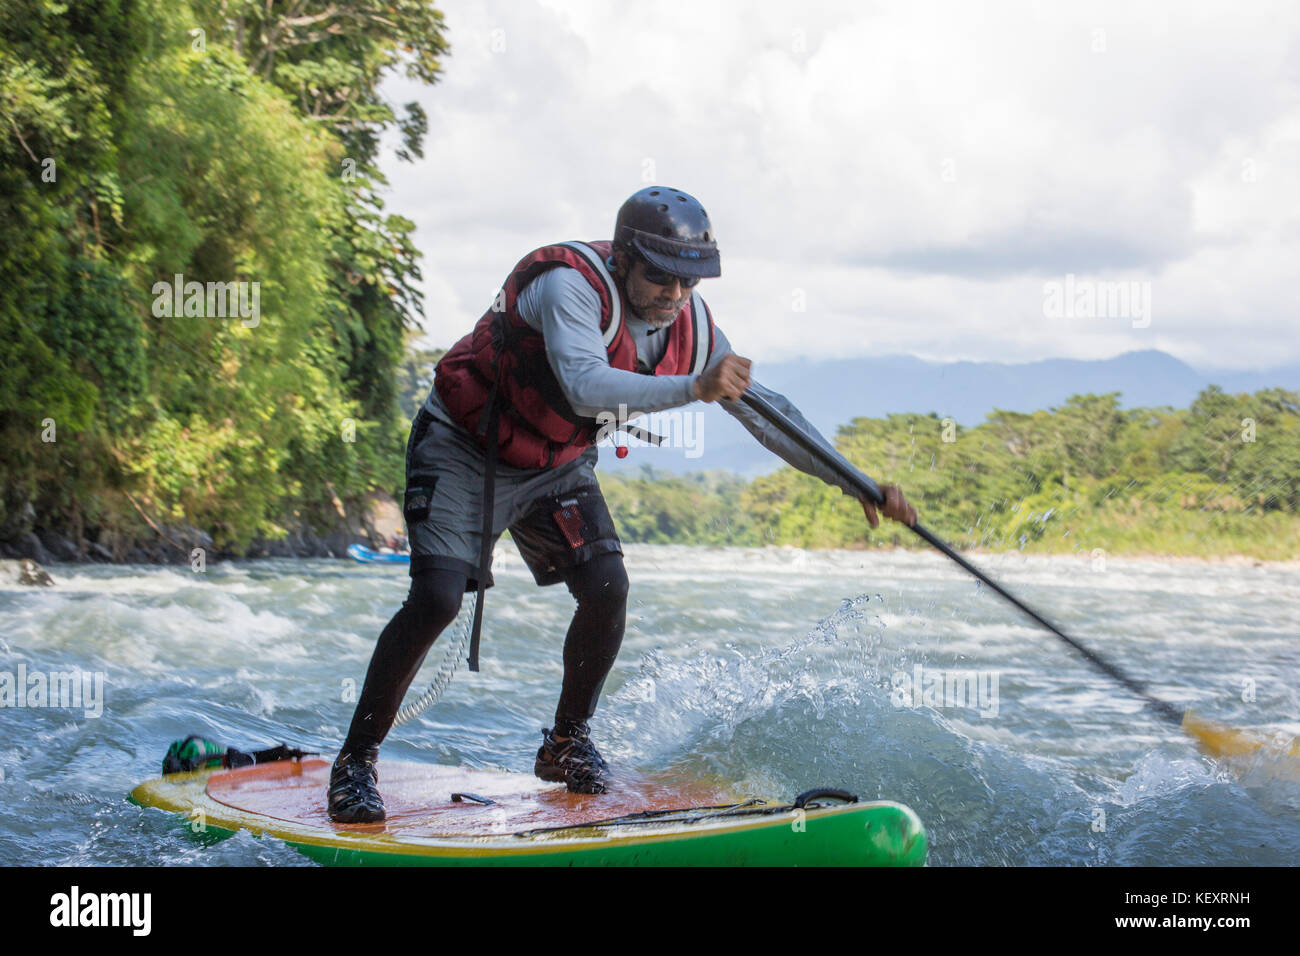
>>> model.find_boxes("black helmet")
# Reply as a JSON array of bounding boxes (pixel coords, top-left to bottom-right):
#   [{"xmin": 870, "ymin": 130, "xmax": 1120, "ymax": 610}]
[{"xmin": 613, "ymin": 186, "xmax": 720, "ymax": 279}]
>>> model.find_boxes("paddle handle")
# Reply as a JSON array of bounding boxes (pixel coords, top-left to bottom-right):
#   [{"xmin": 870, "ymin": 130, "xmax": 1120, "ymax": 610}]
[{"xmin": 738, "ymin": 389, "xmax": 885, "ymax": 505}]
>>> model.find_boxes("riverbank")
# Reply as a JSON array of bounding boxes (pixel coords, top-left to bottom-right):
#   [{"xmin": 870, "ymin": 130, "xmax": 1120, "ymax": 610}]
[
  {"xmin": 0, "ymin": 493, "xmax": 408, "ymax": 567},
  {"xmin": 797, "ymin": 542, "xmax": 1300, "ymax": 569},
  {"xmin": 5, "ymin": 537, "xmax": 1297, "ymax": 580}
]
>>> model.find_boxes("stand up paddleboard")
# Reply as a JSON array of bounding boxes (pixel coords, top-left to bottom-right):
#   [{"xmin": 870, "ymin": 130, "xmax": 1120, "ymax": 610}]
[{"xmin": 131, "ymin": 759, "xmax": 927, "ymax": 866}]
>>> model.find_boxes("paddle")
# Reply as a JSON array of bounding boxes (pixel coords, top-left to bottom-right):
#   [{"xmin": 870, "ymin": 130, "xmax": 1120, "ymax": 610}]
[{"xmin": 739, "ymin": 387, "xmax": 1291, "ymax": 764}]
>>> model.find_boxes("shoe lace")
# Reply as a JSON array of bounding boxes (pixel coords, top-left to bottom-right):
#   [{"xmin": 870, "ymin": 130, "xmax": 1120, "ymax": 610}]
[
  {"xmin": 551, "ymin": 732, "xmax": 608, "ymax": 772},
  {"xmin": 333, "ymin": 758, "xmax": 378, "ymax": 788}
]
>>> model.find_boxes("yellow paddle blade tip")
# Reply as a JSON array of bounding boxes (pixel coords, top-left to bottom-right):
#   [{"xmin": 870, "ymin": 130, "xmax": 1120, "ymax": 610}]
[{"xmin": 1181, "ymin": 710, "xmax": 1300, "ymax": 760}]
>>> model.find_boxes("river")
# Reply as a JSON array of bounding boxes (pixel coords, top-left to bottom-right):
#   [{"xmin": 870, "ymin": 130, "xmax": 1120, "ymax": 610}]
[{"xmin": 2, "ymin": 545, "xmax": 1297, "ymax": 866}]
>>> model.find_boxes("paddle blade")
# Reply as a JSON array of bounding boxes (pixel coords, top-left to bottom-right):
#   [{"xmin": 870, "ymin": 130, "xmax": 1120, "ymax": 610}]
[{"xmin": 1181, "ymin": 711, "xmax": 1300, "ymax": 760}]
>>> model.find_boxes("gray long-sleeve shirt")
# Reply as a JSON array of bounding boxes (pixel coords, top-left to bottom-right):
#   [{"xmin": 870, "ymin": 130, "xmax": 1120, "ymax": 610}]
[{"xmin": 427, "ymin": 264, "xmax": 863, "ymax": 498}]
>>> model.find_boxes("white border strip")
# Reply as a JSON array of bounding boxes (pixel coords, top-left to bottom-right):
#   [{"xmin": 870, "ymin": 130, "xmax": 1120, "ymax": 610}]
[{"xmin": 559, "ymin": 241, "xmax": 622, "ymax": 349}]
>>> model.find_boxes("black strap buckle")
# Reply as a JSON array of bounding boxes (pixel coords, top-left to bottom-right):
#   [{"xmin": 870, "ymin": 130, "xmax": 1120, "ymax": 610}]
[
  {"xmin": 792, "ymin": 788, "xmax": 860, "ymax": 809},
  {"xmin": 450, "ymin": 792, "xmax": 496, "ymax": 806}
]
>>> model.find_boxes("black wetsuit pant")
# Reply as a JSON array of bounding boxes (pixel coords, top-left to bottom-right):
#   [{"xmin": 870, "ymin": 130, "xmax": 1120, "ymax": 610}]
[{"xmin": 340, "ymin": 552, "xmax": 628, "ymax": 757}]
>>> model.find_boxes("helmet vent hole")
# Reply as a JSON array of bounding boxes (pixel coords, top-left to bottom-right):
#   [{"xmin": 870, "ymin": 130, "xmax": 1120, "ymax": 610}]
[
  {"xmin": 649, "ymin": 190, "xmax": 660, "ymax": 196},
  {"xmin": 657, "ymin": 204, "xmax": 668, "ymax": 213}
]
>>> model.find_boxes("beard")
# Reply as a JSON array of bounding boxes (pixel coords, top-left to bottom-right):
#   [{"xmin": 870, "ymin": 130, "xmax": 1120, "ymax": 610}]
[{"xmin": 626, "ymin": 285, "xmax": 689, "ymax": 329}]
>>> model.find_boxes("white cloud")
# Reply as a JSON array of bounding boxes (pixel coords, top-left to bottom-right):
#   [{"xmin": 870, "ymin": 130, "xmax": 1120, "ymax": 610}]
[{"xmin": 381, "ymin": 0, "xmax": 1300, "ymax": 371}]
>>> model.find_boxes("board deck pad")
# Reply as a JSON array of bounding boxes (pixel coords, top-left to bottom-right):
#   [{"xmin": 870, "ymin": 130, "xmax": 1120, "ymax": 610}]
[
  {"xmin": 207, "ymin": 759, "xmax": 738, "ymax": 838},
  {"xmin": 134, "ymin": 758, "xmax": 928, "ymax": 865}
]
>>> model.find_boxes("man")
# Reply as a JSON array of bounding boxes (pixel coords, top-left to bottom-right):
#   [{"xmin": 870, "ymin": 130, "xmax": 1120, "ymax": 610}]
[{"xmin": 327, "ymin": 186, "xmax": 917, "ymax": 823}]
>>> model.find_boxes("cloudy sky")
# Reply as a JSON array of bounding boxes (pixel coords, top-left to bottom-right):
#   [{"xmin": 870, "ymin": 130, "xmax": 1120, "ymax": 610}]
[{"xmin": 379, "ymin": 0, "xmax": 1300, "ymax": 372}]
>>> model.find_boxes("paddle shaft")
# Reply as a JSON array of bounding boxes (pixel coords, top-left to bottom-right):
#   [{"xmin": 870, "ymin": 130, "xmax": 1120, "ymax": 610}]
[{"xmin": 739, "ymin": 388, "xmax": 1183, "ymax": 726}]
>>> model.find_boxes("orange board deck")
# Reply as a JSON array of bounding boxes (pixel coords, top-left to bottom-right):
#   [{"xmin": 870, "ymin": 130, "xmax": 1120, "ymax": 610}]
[{"xmin": 207, "ymin": 759, "xmax": 740, "ymax": 838}]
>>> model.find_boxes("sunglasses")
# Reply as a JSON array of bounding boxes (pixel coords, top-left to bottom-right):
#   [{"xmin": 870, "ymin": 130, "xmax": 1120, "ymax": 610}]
[{"xmin": 637, "ymin": 258, "xmax": 701, "ymax": 289}]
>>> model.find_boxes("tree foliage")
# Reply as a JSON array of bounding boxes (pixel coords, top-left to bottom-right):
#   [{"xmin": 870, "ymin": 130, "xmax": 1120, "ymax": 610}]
[
  {"xmin": 602, "ymin": 388, "xmax": 1300, "ymax": 560},
  {"xmin": 1, "ymin": 0, "xmax": 448, "ymax": 555}
]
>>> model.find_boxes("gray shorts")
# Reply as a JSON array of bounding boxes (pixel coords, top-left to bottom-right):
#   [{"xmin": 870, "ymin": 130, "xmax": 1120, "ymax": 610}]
[{"xmin": 402, "ymin": 405, "xmax": 622, "ymax": 590}]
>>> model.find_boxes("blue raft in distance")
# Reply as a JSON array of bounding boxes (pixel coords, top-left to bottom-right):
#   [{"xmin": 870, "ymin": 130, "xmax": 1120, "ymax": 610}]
[{"xmin": 347, "ymin": 543, "xmax": 411, "ymax": 564}]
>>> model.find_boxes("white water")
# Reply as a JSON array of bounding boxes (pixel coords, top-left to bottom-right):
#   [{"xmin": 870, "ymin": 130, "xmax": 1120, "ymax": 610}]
[{"xmin": 1, "ymin": 545, "xmax": 1297, "ymax": 865}]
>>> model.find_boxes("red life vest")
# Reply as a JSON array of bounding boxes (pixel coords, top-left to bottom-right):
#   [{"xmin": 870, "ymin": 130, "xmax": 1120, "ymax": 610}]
[{"xmin": 435, "ymin": 240, "xmax": 715, "ymax": 469}]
